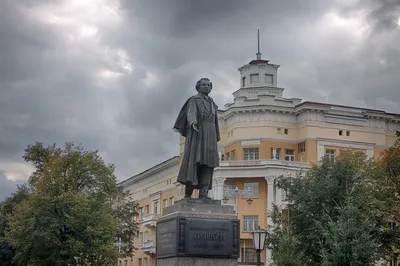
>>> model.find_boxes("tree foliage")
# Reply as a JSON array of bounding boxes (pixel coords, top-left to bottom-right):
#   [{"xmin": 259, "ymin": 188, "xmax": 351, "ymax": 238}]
[
  {"xmin": 0, "ymin": 185, "xmax": 29, "ymax": 266},
  {"xmin": 267, "ymin": 206, "xmax": 306, "ymax": 266},
  {"xmin": 320, "ymin": 193, "xmax": 378, "ymax": 266},
  {"xmin": 275, "ymin": 150, "xmax": 377, "ymax": 265},
  {"xmin": 4, "ymin": 142, "xmax": 138, "ymax": 266}
]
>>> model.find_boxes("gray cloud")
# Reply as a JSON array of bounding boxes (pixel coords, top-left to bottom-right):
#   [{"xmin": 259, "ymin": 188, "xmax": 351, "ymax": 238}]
[{"xmin": 0, "ymin": 0, "xmax": 399, "ymax": 200}]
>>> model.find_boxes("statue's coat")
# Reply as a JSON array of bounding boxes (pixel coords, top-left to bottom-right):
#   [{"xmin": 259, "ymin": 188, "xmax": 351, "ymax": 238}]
[{"xmin": 173, "ymin": 93, "xmax": 220, "ymax": 189}]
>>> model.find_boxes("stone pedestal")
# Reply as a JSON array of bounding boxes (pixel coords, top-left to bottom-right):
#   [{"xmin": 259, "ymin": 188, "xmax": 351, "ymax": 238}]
[{"xmin": 156, "ymin": 198, "xmax": 239, "ymax": 266}]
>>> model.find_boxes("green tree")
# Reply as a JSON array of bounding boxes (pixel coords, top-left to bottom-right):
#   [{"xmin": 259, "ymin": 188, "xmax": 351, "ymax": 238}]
[
  {"xmin": 6, "ymin": 142, "xmax": 138, "ymax": 266},
  {"xmin": 267, "ymin": 206, "xmax": 306, "ymax": 266},
  {"xmin": 320, "ymin": 193, "xmax": 378, "ymax": 266},
  {"xmin": 0, "ymin": 184, "xmax": 29, "ymax": 266},
  {"xmin": 277, "ymin": 150, "xmax": 374, "ymax": 265},
  {"xmin": 368, "ymin": 135, "xmax": 400, "ymax": 262}
]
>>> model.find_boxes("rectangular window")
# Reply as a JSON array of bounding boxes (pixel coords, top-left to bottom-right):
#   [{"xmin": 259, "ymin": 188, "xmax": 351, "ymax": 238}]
[
  {"xmin": 139, "ymin": 232, "xmax": 143, "ymax": 244},
  {"xmin": 241, "ymin": 248, "xmax": 258, "ymax": 263},
  {"xmin": 250, "ymin": 74, "xmax": 259, "ymax": 84},
  {"xmin": 139, "ymin": 207, "xmax": 143, "ymax": 219},
  {"xmin": 242, "ymin": 77, "xmax": 246, "ymax": 87},
  {"xmin": 145, "ymin": 205, "xmax": 149, "ymax": 215},
  {"xmin": 277, "ymin": 128, "xmax": 282, "ymax": 134},
  {"xmin": 124, "ymin": 260, "xmax": 128, "ymax": 266},
  {"xmin": 138, "ymin": 258, "xmax": 142, "ymax": 266},
  {"xmin": 284, "ymin": 149, "xmax": 295, "ymax": 161},
  {"xmin": 144, "ymin": 231, "xmax": 148, "ymax": 242},
  {"xmin": 143, "ymin": 258, "xmax": 148, "ymax": 266},
  {"xmin": 153, "ymin": 201, "xmax": 158, "ymax": 214},
  {"xmin": 243, "ymin": 182, "xmax": 259, "ymax": 198},
  {"xmin": 346, "ymin": 130, "xmax": 350, "ymax": 136},
  {"xmin": 298, "ymin": 142, "xmax": 306, "ymax": 152},
  {"xmin": 265, "ymin": 74, "xmax": 273, "ymax": 84},
  {"xmin": 130, "ymin": 259, "xmax": 133, "ymax": 266},
  {"xmin": 284, "ymin": 128, "xmax": 289, "ymax": 135},
  {"xmin": 225, "ymin": 152, "xmax": 230, "ymax": 160},
  {"xmin": 163, "ymin": 199, "xmax": 168, "ymax": 209},
  {"xmin": 169, "ymin": 197, "xmax": 174, "ymax": 206},
  {"xmin": 270, "ymin": 148, "xmax": 281, "ymax": 160},
  {"xmin": 231, "ymin": 150, "xmax": 236, "ymax": 160},
  {"xmin": 243, "ymin": 215, "xmax": 259, "ymax": 232},
  {"xmin": 244, "ymin": 148, "xmax": 259, "ymax": 160},
  {"xmin": 339, "ymin": 130, "xmax": 343, "ymax": 136},
  {"xmin": 326, "ymin": 149, "xmax": 336, "ymax": 163}
]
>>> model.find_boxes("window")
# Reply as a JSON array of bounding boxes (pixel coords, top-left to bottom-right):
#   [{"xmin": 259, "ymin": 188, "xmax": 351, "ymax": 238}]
[
  {"xmin": 326, "ymin": 149, "xmax": 336, "ymax": 163},
  {"xmin": 346, "ymin": 130, "xmax": 350, "ymax": 136},
  {"xmin": 139, "ymin": 232, "xmax": 143, "ymax": 244},
  {"xmin": 242, "ymin": 77, "xmax": 246, "ymax": 87},
  {"xmin": 145, "ymin": 205, "xmax": 149, "ymax": 215},
  {"xmin": 225, "ymin": 152, "xmax": 230, "ymax": 160},
  {"xmin": 138, "ymin": 258, "xmax": 142, "ymax": 266},
  {"xmin": 163, "ymin": 199, "xmax": 168, "ymax": 209},
  {"xmin": 143, "ymin": 258, "xmax": 148, "ymax": 266},
  {"xmin": 241, "ymin": 248, "xmax": 257, "ymax": 263},
  {"xmin": 265, "ymin": 74, "xmax": 273, "ymax": 84},
  {"xmin": 284, "ymin": 149, "xmax": 295, "ymax": 161},
  {"xmin": 298, "ymin": 142, "xmax": 306, "ymax": 152},
  {"xmin": 139, "ymin": 207, "xmax": 143, "ymax": 219},
  {"xmin": 243, "ymin": 182, "xmax": 259, "ymax": 198},
  {"xmin": 124, "ymin": 260, "xmax": 128, "ymax": 266},
  {"xmin": 284, "ymin": 128, "xmax": 289, "ymax": 135},
  {"xmin": 339, "ymin": 130, "xmax": 343, "ymax": 136},
  {"xmin": 131, "ymin": 259, "xmax": 133, "ymax": 266},
  {"xmin": 270, "ymin": 148, "xmax": 281, "ymax": 160},
  {"xmin": 231, "ymin": 150, "xmax": 236, "ymax": 160},
  {"xmin": 166, "ymin": 179, "xmax": 172, "ymax": 185},
  {"xmin": 243, "ymin": 215, "xmax": 259, "ymax": 232},
  {"xmin": 250, "ymin": 74, "xmax": 259, "ymax": 84},
  {"xmin": 153, "ymin": 201, "xmax": 158, "ymax": 214},
  {"xmin": 144, "ymin": 231, "xmax": 148, "ymax": 242},
  {"xmin": 277, "ymin": 128, "xmax": 282, "ymax": 134},
  {"xmin": 169, "ymin": 197, "xmax": 174, "ymax": 206},
  {"xmin": 244, "ymin": 148, "xmax": 259, "ymax": 160}
]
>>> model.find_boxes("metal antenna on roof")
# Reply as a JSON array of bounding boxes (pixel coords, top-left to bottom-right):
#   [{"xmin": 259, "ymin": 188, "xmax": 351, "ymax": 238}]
[{"xmin": 256, "ymin": 29, "xmax": 262, "ymax": 60}]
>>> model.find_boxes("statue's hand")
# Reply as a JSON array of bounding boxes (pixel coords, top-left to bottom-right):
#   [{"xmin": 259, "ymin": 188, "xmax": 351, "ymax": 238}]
[{"xmin": 192, "ymin": 123, "xmax": 198, "ymax": 132}]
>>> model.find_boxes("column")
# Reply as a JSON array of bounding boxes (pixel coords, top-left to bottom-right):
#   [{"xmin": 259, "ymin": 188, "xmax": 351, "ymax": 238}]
[
  {"xmin": 212, "ymin": 177, "xmax": 226, "ymax": 200},
  {"xmin": 265, "ymin": 176, "xmax": 276, "ymax": 266}
]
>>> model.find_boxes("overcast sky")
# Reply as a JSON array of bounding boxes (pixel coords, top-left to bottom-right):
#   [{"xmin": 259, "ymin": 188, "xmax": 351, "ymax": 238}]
[{"xmin": 0, "ymin": 0, "xmax": 399, "ymax": 200}]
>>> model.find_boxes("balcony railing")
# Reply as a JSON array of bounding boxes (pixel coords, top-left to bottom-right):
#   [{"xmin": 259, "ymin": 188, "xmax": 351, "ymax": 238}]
[
  {"xmin": 141, "ymin": 214, "xmax": 159, "ymax": 228},
  {"xmin": 219, "ymin": 159, "xmax": 310, "ymax": 168},
  {"xmin": 140, "ymin": 240, "xmax": 156, "ymax": 254}
]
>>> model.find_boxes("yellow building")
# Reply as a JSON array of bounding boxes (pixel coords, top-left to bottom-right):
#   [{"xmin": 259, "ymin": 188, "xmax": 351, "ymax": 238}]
[{"xmin": 118, "ymin": 51, "xmax": 400, "ymax": 266}]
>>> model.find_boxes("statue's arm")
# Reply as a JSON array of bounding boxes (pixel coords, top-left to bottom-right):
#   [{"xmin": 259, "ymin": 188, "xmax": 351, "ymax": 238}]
[{"xmin": 187, "ymin": 98, "xmax": 198, "ymax": 130}]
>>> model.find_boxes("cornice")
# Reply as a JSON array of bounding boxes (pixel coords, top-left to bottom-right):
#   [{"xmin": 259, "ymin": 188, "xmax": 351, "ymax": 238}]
[{"xmin": 119, "ymin": 156, "xmax": 180, "ymax": 187}]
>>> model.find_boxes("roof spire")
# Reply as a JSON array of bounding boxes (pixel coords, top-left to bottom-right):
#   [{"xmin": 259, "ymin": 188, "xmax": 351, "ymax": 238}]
[{"xmin": 256, "ymin": 29, "xmax": 262, "ymax": 60}]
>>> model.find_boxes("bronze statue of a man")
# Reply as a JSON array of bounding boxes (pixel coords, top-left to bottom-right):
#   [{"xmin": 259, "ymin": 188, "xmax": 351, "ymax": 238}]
[{"xmin": 173, "ymin": 78, "xmax": 220, "ymax": 199}]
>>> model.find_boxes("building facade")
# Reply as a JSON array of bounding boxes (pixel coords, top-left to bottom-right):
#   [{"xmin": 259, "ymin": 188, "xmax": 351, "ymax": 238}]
[{"xmin": 118, "ymin": 52, "xmax": 400, "ymax": 266}]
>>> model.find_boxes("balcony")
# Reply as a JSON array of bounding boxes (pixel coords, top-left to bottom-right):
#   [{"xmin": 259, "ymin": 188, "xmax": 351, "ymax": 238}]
[
  {"xmin": 141, "ymin": 214, "xmax": 159, "ymax": 228},
  {"xmin": 140, "ymin": 240, "xmax": 156, "ymax": 255},
  {"xmin": 219, "ymin": 159, "xmax": 309, "ymax": 169}
]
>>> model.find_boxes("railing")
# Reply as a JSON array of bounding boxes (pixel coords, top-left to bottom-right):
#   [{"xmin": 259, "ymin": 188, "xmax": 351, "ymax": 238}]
[
  {"xmin": 219, "ymin": 159, "xmax": 310, "ymax": 168},
  {"xmin": 142, "ymin": 214, "xmax": 160, "ymax": 223},
  {"xmin": 140, "ymin": 240, "xmax": 156, "ymax": 254}
]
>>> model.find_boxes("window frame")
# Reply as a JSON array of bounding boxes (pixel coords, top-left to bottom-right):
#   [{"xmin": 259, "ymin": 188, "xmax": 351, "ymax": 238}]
[
  {"xmin": 250, "ymin": 73, "xmax": 260, "ymax": 84},
  {"xmin": 284, "ymin": 149, "xmax": 295, "ymax": 161},
  {"xmin": 325, "ymin": 149, "xmax": 336, "ymax": 163},
  {"xmin": 243, "ymin": 182, "xmax": 259, "ymax": 198},
  {"xmin": 243, "ymin": 148, "xmax": 259, "ymax": 160},
  {"xmin": 243, "ymin": 215, "xmax": 259, "ymax": 232}
]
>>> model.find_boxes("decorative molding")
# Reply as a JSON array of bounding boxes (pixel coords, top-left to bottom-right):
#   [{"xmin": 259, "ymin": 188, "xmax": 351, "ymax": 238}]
[
  {"xmin": 265, "ymin": 176, "xmax": 276, "ymax": 185},
  {"xmin": 317, "ymin": 140, "xmax": 374, "ymax": 160},
  {"xmin": 241, "ymin": 140, "xmax": 261, "ymax": 146}
]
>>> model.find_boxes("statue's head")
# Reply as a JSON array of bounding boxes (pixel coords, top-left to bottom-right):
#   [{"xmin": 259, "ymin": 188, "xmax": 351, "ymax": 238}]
[{"xmin": 195, "ymin": 78, "xmax": 213, "ymax": 95}]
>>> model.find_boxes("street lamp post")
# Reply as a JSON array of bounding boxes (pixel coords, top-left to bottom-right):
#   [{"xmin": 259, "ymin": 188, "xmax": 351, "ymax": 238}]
[
  {"xmin": 252, "ymin": 228, "xmax": 267, "ymax": 266},
  {"xmin": 222, "ymin": 186, "xmax": 253, "ymax": 211}
]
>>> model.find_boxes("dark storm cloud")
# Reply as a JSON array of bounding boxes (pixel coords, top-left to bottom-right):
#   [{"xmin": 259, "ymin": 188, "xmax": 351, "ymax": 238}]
[{"xmin": 0, "ymin": 0, "xmax": 399, "ymax": 200}]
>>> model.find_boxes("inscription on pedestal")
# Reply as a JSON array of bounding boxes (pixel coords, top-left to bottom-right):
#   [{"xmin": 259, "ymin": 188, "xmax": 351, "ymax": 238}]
[{"xmin": 156, "ymin": 217, "xmax": 239, "ymax": 259}]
